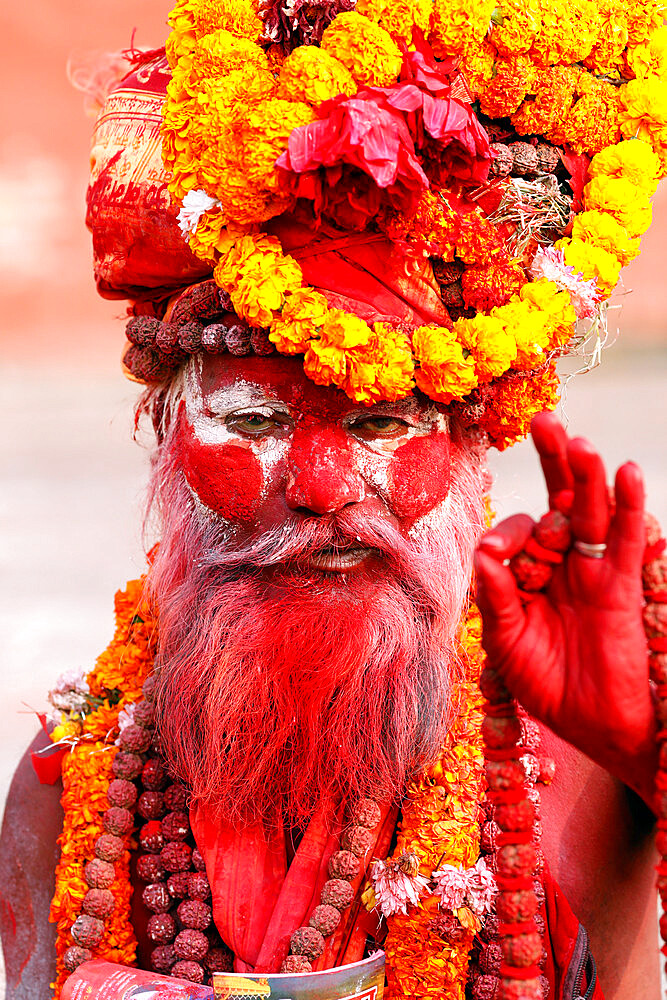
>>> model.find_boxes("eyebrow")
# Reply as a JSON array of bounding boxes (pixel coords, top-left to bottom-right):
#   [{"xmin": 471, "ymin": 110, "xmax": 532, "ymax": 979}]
[{"xmin": 202, "ymin": 381, "xmax": 282, "ymax": 412}]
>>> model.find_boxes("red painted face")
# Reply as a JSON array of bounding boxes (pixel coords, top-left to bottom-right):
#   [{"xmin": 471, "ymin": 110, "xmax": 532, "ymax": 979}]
[{"xmin": 175, "ymin": 353, "xmax": 452, "ymax": 560}]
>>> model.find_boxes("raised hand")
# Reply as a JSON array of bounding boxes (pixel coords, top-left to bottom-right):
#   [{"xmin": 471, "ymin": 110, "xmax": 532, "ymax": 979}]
[{"xmin": 474, "ymin": 411, "xmax": 658, "ymax": 810}]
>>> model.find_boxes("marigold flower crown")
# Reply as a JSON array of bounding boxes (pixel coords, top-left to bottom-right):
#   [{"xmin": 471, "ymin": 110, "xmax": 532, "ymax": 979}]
[{"xmin": 125, "ymin": 0, "xmax": 667, "ymax": 448}]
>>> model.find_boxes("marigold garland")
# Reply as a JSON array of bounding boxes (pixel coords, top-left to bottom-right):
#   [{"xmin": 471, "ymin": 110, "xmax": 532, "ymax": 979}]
[
  {"xmin": 157, "ymin": 0, "xmax": 667, "ymax": 448},
  {"xmin": 49, "ymin": 579, "xmax": 157, "ymax": 998},
  {"xmin": 382, "ymin": 601, "xmax": 486, "ymax": 999}
]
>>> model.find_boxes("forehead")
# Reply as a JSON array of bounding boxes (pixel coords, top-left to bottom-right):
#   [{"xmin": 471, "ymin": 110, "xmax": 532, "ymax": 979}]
[{"xmin": 188, "ymin": 352, "xmax": 438, "ymax": 419}]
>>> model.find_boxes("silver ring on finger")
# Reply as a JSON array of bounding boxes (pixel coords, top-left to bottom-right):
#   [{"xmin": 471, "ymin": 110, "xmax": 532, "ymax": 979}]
[{"xmin": 573, "ymin": 540, "xmax": 607, "ymax": 559}]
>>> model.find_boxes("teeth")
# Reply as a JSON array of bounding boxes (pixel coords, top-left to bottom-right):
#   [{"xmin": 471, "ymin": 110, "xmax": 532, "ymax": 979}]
[{"xmin": 305, "ymin": 547, "xmax": 373, "ymax": 571}]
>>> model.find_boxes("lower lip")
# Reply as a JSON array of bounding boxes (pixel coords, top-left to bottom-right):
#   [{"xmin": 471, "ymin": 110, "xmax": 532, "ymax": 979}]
[{"xmin": 300, "ymin": 547, "xmax": 375, "ymax": 572}]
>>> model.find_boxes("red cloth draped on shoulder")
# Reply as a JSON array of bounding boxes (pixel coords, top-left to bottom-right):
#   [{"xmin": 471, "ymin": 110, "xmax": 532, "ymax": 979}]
[{"xmin": 189, "ymin": 801, "xmax": 398, "ymax": 974}]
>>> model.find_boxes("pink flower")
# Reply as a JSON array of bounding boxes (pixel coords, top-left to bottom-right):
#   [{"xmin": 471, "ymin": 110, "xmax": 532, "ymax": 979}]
[
  {"xmin": 432, "ymin": 863, "xmax": 469, "ymax": 911},
  {"xmin": 466, "ymin": 858, "xmax": 497, "ymax": 917},
  {"xmin": 369, "ymin": 857, "xmax": 430, "ymax": 917},
  {"xmin": 530, "ymin": 247, "xmax": 599, "ymax": 320},
  {"xmin": 432, "ymin": 859, "xmax": 497, "ymax": 918}
]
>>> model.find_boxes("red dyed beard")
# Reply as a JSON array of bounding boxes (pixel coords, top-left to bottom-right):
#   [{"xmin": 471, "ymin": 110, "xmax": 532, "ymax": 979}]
[{"xmin": 147, "ymin": 425, "xmax": 487, "ymax": 828}]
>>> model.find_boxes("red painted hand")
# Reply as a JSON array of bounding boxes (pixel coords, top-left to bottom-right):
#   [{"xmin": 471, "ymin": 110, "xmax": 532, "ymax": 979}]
[{"xmin": 474, "ymin": 411, "xmax": 658, "ymax": 810}]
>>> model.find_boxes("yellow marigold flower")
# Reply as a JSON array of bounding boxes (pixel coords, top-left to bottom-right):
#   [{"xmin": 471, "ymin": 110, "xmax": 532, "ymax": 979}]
[
  {"xmin": 240, "ymin": 99, "xmax": 317, "ymax": 191},
  {"xmin": 356, "ymin": 0, "xmax": 431, "ymax": 43},
  {"xmin": 52, "ymin": 720, "xmax": 82, "ymax": 743},
  {"xmin": 490, "ymin": 0, "xmax": 542, "ymax": 57},
  {"xmin": 198, "ymin": 66, "xmax": 276, "ymax": 123},
  {"xmin": 344, "ymin": 327, "xmax": 415, "ymax": 404},
  {"xmin": 321, "ymin": 12, "xmax": 402, "ymax": 88},
  {"xmin": 215, "ymin": 234, "xmax": 304, "ymax": 326},
  {"xmin": 303, "ymin": 339, "xmax": 348, "ymax": 388},
  {"xmin": 278, "ymin": 46, "xmax": 356, "ymax": 105},
  {"xmin": 583, "ymin": 175, "xmax": 654, "ymax": 236},
  {"xmin": 456, "ymin": 314, "xmax": 517, "ymax": 381},
  {"xmin": 197, "ymin": 97, "xmax": 314, "ymax": 225},
  {"xmin": 491, "ymin": 298, "xmax": 550, "ymax": 371},
  {"xmin": 557, "ymin": 237, "xmax": 622, "ymax": 299},
  {"xmin": 321, "ymin": 308, "xmax": 373, "ymax": 349},
  {"xmin": 191, "ymin": 29, "xmax": 269, "ymax": 80},
  {"xmin": 619, "ymin": 76, "xmax": 667, "ymax": 170},
  {"xmin": 413, "ymin": 327, "xmax": 478, "ymax": 404},
  {"xmin": 269, "ymin": 288, "xmax": 331, "ymax": 354},
  {"xmin": 627, "ymin": 25, "xmax": 667, "ymax": 79},
  {"xmin": 572, "ymin": 210, "xmax": 641, "ymax": 266},
  {"xmin": 588, "ymin": 138, "xmax": 661, "ymax": 197},
  {"xmin": 625, "ymin": 0, "xmax": 667, "ymax": 46},
  {"xmin": 168, "ymin": 0, "xmax": 262, "ymax": 44},
  {"xmin": 430, "ymin": 0, "xmax": 496, "ymax": 58},
  {"xmin": 519, "ymin": 278, "xmax": 577, "ymax": 341}
]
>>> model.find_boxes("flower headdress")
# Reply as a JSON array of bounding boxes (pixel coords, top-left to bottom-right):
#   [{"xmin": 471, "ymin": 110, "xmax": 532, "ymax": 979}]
[{"xmin": 91, "ymin": 0, "xmax": 667, "ymax": 447}]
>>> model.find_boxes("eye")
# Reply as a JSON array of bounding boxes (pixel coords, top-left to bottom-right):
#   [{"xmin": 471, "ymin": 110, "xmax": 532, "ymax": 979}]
[
  {"xmin": 226, "ymin": 412, "xmax": 288, "ymax": 436},
  {"xmin": 350, "ymin": 415, "xmax": 411, "ymax": 440}
]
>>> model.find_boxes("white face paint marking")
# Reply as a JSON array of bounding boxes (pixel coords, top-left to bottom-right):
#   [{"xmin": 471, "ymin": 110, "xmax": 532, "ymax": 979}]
[
  {"xmin": 407, "ymin": 494, "xmax": 453, "ymax": 543},
  {"xmin": 183, "ymin": 360, "xmax": 290, "ymax": 501}
]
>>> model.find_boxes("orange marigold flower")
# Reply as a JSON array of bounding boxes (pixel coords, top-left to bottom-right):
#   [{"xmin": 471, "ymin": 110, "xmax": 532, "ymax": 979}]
[
  {"xmin": 478, "ymin": 55, "xmax": 537, "ymax": 119},
  {"xmin": 303, "ymin": 339, "xmax": 348, "ymax": 388},
  {"xmin": 384, "ymin": 609, "xmax": 485, "ymax": 999},
  {"xmin": 512, "ymin": 66, "xmax": 579, "ymax": 140},
  {"xmin": 458, "ymin": 39, "xmax": 495, "ymax": 100},
  {"xmin": 529, "ymin": 0, "xmax": 600, "ymax": 67},
  {"xmin": 455, "ymin": 212, "xmax": 505, "ymax": 267},
  {"xmin": 343, "ymin": 324, "xmax": 415, "ymax": 403},
  {"xmin": 460, "ymin": 260, "xmax": 526, "ymax": 312},
  {"xmin": 481, "ymin": 364, "xmax": 560, "ymax": 450},
  {"xmin": 553, "ymin": 77, "xmax": 622, "ymax": 156},
  {"xmin": 583, "ymin": 0, "xmax": 628, "ymax": 77}
]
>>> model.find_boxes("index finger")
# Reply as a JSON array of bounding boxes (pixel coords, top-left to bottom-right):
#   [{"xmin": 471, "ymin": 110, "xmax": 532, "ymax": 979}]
[{"xmin": 531, "ymin": 412, "xmax": 574, "ymax": 512}]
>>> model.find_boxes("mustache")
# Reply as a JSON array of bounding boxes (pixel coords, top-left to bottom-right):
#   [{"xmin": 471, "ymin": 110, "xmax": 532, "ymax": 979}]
[{"xmin": 198, "ymin": 508, "xmax": 422, "ymax": 575}]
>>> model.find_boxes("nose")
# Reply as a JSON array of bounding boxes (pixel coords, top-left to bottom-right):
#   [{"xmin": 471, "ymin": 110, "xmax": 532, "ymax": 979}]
[{"xmin": 286, "ymin": 425, "xmax": 366, "ymax": 515}]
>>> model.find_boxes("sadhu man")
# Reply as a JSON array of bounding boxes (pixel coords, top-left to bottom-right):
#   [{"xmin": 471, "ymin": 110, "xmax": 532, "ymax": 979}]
[{"xmin": 2, "ymin": 1, "xmax": 666, "ymax": 998}]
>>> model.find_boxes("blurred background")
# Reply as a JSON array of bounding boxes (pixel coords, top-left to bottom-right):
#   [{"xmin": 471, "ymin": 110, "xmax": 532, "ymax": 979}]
[{"xmin": 1, "ymin": 0, "xmax": 666, "ymax": 836}]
